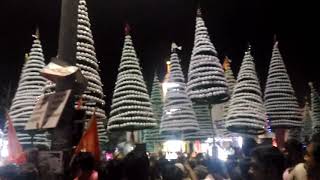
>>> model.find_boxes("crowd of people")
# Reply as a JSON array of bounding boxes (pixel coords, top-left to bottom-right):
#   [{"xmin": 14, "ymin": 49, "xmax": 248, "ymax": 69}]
[{"xmin": 1, "ymin": 133, "xmax": 320, "ymax": 180}]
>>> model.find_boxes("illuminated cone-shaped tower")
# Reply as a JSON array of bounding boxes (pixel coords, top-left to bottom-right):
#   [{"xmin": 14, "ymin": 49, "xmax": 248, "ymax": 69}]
[
  {"xmin": 160, "ymin": 43, "xmax": 199, "ymax": 139},
  {"xmin": 301, "ymin": 101, "xmax": 313, "ymax": 141},
  {"xmin": 107, "ymin": 25, "xmax": 156, "ymax": 132},
  {"xmin": 184, "ymin": 103, "xmax": 213, "ymax": 140},
  {"xmin": 310, "ymin": 83, "xmax": 320, "ymax": 133},
  {"xmin": 8, "ymin": 33, "xmax": 50, "ymax": 148},
  {"xmin": 225, "ymin": 48, "xmax": 266, "ymax": 135},
  {"xmin": 43, "ymin": 0, "xmax": 108, "ymax": 144},
  {"xmin": 187, "ymin": 9, "xmax": 229, "ymax": 103},
  {"xmin": 264, "ymin": 42, "xmax": 302, "ymax": 128},
  {"xmin": 221, "ymin": 57, "xmax": 237, "ymax": 136},
  {"xmin": 143, "ymin": 75, "xmax": 163, "ymax": 152},
  {"xmin": 287, "ymin": 128, "xmax": 302, "ymax": 142}
]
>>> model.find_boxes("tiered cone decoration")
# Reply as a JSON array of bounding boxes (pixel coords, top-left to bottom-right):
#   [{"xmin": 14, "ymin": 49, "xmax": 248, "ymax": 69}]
[
  {"xmin": 107, "ymin": 24, "xmax": 156, "ymax": 132},
  {"xmin": 264, "ymin": 42, "xmax": 302, "ymax": 128},
  {"xmin": 185, "ymin": 103, "xmax": 213, "ymax": 140},
  {"xmin": 221, "ymin": 57, "xmax": 237, "ymax": 136},
  {"xmin": 302, "ymin": 101, "xmax": 313, "ymax": 141},
  {"xmin": 143, "ymin": 75, "xmax": 163, "ymax": 152},
  {"xmin": 225, "ymin": 47, "xmax": 266, "ymax": 135},
  {"xmin": 160, "ymin": 43, "xmax": 199, "ymax": 139},
  {"xmin": 187, "ymin": 8, "xmax": 229, "ymax": 104},
  {"xmin": 43, "ymin": 0, "xmax": 108, "ymax": 144},
  {"xmin": 310, "ymin": 82, "xmax": 320, "ymax": 133},
  {"xmin": 76, "ymin": 0, "xmax": 108, "ymax": 144},
  {"xmin": 7, "ymin": 33, "xmax": 50, "ymax": 148},
  {"xmin": 287, "ymin": 128, "xmax": 302, "ymax": 142}
]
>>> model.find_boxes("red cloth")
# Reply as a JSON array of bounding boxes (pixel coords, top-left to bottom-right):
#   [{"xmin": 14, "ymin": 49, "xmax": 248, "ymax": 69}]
[
  {"xmin": 74, "ymin": 170, "xmax": 98, "ymax": 180},
  {"xmin": 75, "ymin": 112, "xmax": 100, "ymax": 161},
  {"xmin": 6, "ymin": 113, "xmax": 26, "ymax": 164}
]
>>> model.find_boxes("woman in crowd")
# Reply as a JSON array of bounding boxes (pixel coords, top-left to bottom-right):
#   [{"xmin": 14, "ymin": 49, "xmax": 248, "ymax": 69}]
[
  {"xmin": 288, "ymin": 133, "xmax": 320, "ymax": 180},
  {"xmin": 282, "ymin": 139, "xmax": 304, "ymax": 180}
]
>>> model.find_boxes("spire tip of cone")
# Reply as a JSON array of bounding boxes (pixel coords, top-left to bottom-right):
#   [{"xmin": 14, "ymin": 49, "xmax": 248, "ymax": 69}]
[
  {"xmin": 197, "ymin": 8, "xmax": 202, "ymax": 17},
  {"xmin": 171, "ymin": 42, "xmax": 182, "ymax": 52},
  {"xmin": 125, "ymin": 23, "xmax": 130, "ymax": 35}
]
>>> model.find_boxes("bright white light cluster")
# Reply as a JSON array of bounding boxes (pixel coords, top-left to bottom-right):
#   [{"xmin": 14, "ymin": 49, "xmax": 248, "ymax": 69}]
[
  {"xmin": 107, "ymin": 34, "xmax": 156, "ymax": 131},
  {"xmin": 187, "ymin": 10, "xmax": 229, "ymax": 103},
  {"xmin": 225, "ymin": 49, "xmax": 266, "ymax": 135},
  {"xmin": 8, "ymin": 35, "xmax": 51, "ymax": 148},
  {"xmin": 310, "ymin": 83, "xmax": 320, "ymax": 133},
  {"xmin": 160, "ymin": 48, "xmax": 199, "ymax": 137},
  {"xmin": 264, "ymin": 42, "xmax": 302, "ymax": 128}
]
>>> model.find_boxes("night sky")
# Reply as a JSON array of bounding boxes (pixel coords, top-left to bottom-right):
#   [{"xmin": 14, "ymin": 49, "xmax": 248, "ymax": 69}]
[{"xmin": 0, "ymin": 0, "xmax": 317, "ymax": 120}]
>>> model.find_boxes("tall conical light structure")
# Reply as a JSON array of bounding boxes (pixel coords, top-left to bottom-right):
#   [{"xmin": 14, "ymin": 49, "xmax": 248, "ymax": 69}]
[
  {"xmin": 187, "ymin": 9, "xmax": 229, "ymax": 104},
  {"xmin": 225, "ymin": 47, "xmax": 266, "ymax": 135},
  {"xmin": 221, "ymin": 57, "xmax": 237, "ymax": 136},
  {"xmin": 302, "ymin": 101, "xmax": 313, "ymax": 140},
  {"xmin": 264, "ymin": 42, "xmax": 302, "ymax": 128},
  {"xmin": 184, "ymin": 103, "xmax": 213, "ymax": 140},
  {"xmin": 143, "ymin": 75, "xmax": 163, "ymax": 152},
  {"xmin": 160, "ymin": 43, "xmax": 199, "ymax": 139},
  {"xmin": 8, "ymin": 33, "xmax": 50, "ymax": 148},
  {"xmin": 310, "ymin": 83, "xmax": 320, "ymax": 133},
  {"xmin": 107, "ymin": 24, "xmax": 156, "ymax": 132}
]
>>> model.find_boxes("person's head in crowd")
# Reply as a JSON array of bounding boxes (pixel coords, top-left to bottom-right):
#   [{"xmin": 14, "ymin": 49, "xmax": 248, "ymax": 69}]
[
  {"xmin": 283, "ymin": 138, "xmax": 304, "ymax": 168},
  {"xmin": 75, "ymin": 152, "xmax": 95, "ymax": 172},
  {"xmin": 242, "ymin": 137, "xmax": 257, "ymax": 157},
  {"xmin": 206, "ymin": 157, "xmax": 229, "ymax": 180},
  {"xmin": 304, "ymin": 133, "xmax": 320, "ymax": 178},
  {"xmin": 195, "ymin": 153, "xmax": 205, "ymax": 165},
  {"xmin": 194, "ymin": 165, "xmax": 209, "ymax": 179},
  {"xmin": 162, "ymin": 163, "xmax": 183, "ymax": 180},
  {"xmin": 188, "ymin": 158, "xmax": 197, "ymax": 169},
  {"xmin": 123, "ymin": 150, "xmax": 149, "ymax": 180},
  {"xmin": 249, "ymin": 145, "xmax": 285, "ymax": 180}
]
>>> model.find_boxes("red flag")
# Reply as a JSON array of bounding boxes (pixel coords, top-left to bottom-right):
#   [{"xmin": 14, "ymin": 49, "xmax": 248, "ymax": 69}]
[
  {"xmin": 6, "ymin": 113, "xmax": 26, "ymax": 164},
  {"xmin": 75, "ymin": 111, "xmax": 100, "ymax": 161}
]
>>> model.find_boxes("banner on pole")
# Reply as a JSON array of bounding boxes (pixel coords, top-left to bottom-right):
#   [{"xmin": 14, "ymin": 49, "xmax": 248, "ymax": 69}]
[{"xmin": 25, "ymin": 89, "xmax": 71, "ymax": 130}]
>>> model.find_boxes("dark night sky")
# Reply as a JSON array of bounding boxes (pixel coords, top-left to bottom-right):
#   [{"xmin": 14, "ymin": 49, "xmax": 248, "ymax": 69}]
[{"xmin": 0, "ymin": 0, "xmax": 318, "ymax": 117}]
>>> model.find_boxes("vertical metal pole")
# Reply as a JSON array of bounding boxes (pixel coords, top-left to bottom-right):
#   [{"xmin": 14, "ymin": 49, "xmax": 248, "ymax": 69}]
[{"xmin": 50, "ymin": 0, "xmax": 78, "ymax": 152}]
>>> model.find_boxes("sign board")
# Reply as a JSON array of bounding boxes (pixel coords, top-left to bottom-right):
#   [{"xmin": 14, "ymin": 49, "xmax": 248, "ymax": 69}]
[
  {"xmin": 25, "ymin": 90, "xmax": 71, "ymax": 130},
  {"xmin": 41, "ymin": 60, "xmax": 88, "ymax": 95},
  {"xmin": 41, "ymin": 62, "xmax": 78, "ymax": 82}
]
